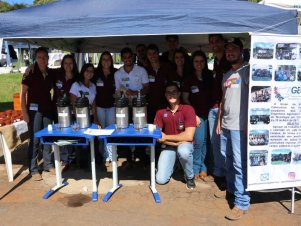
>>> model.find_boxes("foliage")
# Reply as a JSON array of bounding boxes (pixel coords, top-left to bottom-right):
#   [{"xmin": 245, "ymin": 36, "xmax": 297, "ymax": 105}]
[
  {"xmin": 33, "ymin": 0, "xmax": 57, "ymax": 6},
  {"xmin": 0, "ymin": 0, "xmax": 57, "ymax": 13},
  {"xmin": 0, "ymin": 1, "xmax": 27, "ymax": 12},
  {"xmin": 0, "ymin": 72, "xmax": 22, "ymax": 111}
]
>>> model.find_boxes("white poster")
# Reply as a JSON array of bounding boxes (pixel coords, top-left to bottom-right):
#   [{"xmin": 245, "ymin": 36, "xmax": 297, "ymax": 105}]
[{"xmin": 247, "ymin": 34, "xmax": 301, "ymax": 191}]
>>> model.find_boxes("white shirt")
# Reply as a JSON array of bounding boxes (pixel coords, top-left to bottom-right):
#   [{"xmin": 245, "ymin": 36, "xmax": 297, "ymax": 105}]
[
  {"xmin": 114, "ymin": 64, "xmax": 149, "ymax": 91},
  {"xmin": 69, "ymin": 81, "xmax": 96, "ymax": 105}
]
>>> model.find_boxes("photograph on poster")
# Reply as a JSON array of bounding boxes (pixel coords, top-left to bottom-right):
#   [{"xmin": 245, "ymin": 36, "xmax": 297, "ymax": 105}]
[
  {"xmin": 250, "ymin": 108, "xmax": 270, "ymax": 125},
  {"xmin": 293, "ymin": 152, "xmax": 301, "ymax": 164},
  {"xmin": 252, "ymin": 64, "xmax": 272, "ymax": 81},
  {"xmin": 249, "ymin": 150, "xmax": 268, "ymax": 167},
  {"xmin": 253, "ymin": 42, "xmax": 274, "ymax": 59},
  {"xmin": 275, "ymin": 65, "xmax": 296, "ymax": 81},
  {"xmin": 297, "ymin": 65, "xmax": 301, "ymax": 81},
  {"xmin": 251, "ymin": 86, "xmax": 271, "ymax": 102},
  {"xmin": 271, "ymin": 149, "xmax": 292, "ymax": 165},
  {"xmin": 249, "ymin": 130, "xmax": 269, "ymax": 146},
  {"xmin": 276, "ymin": 43, "xmax": 298, "ymax": 60}
]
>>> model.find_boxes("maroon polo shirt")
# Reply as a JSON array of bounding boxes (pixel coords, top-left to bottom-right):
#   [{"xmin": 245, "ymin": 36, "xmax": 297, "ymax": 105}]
[
  {"xmin": 93, "ymin": 68, "xmax": 116, "ymax": 108},
  {"xmin": 146, "ymin": 62, "xmax": 177, "ymax": 111},
  {"xmin": 211, "ymin": 55, "xmax": 232, "ymax": 108},
  {"xmin": 22, "ymin": 64, "xmax": 55, "ymax": 113},
  {"xmin": 53, "ymin": 70, "xmax": 76, "ymax": 104},
  {"xmin": 154, "ymin": 104, "xmax": 196, "ymax": 136},
  {"xmin": 182, "ymin": 72, "xmax": 213, "ymax": 117}
]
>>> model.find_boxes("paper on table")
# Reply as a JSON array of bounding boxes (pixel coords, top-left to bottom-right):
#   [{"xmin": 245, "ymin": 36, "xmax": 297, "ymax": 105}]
[{"xmin": 84, "ymin": 128, "xmax": 115, "ymax": 136}]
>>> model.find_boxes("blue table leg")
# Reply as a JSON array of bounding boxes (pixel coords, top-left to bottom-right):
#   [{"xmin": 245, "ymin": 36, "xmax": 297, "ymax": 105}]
[
  {"xmin": 43, "ymin": 144, "xmax": 69, "ymax": 199},
  {"xmin": 103, "ymin": 145, "xmax": 123, "ymax": 202},
  {"xmin": 149, "ymin": 186, "xmax": 161, "ymax": 203},
  {"xmin": 90, "ymin": 139, "xmax": 98, "ymax": 202},
  {"xmin": 43, "ymin": 182, "xmax": 69, "ymax": 199},
  {"xmin": 150, "ymin": 145, "xmax": 160, "ymax": 203},
  {"xmin": 103, "ymin": 184, "xmax": 123, "ymax": 202}
]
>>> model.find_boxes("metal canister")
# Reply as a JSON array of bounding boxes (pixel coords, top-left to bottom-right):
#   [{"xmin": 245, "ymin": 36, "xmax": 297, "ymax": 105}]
[
  {"xmin": 132, "ymin": 90, "xmax": 147, "ymax": 130},
  {"xmin": 56, "ymin": 94, "xmax": 72, "ymax": 127},
  {"xmin": 115, "ymin": 92, "xmax": 129, "ymax": 129},
  {"xmin": 75, "ymin": 92, "xmax": 90, "ymax": 128}
]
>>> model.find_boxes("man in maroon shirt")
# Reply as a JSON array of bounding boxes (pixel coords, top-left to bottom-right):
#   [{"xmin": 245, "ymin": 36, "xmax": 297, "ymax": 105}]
[
  {"xmin": 145, "ymin": 44, "xmax": 176, "ymax": 122},
  {"xmin": 208, "ymin": 34, "xmax": 231, "ymax": 183},
  {"xmin": 155, "ymin": 82, "xmax": 196, "ymax": 189},
  {"xmin": 160, "ymin": 35, "xmax": 179, "ymax": 64}
]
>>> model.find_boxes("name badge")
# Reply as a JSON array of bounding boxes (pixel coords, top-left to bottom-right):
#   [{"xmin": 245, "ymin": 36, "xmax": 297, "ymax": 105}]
[
  {"xmin": 97, "ymin": 79, "xmax": 104, "ymax": 87},
  {"xmin": 29, "ymin": 103, "xmax": 38, "ymax": 111},
  {"xmin": 149, "ymin": 75, "xmax": 155, "ymax": 83},
  {"xmin": 56, "ymin": 80, "xmax": 63, "ymax": 89},
  {"xmin": 122, "ymin": 77, "xmax": 130, "ymax": 82},
  {"xmin": 191, "ymin": 86, "xmax": 199, "ymax": 93}
]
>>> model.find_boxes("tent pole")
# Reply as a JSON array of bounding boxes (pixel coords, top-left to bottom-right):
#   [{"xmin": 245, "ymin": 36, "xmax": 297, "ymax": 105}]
[
  {"xmin": 0, "ymin": 38, "xmax": 3, "ymax": 66},
  {"xmin": 4, "ymin": 41, "xmax": 11, "ymax": 68}
]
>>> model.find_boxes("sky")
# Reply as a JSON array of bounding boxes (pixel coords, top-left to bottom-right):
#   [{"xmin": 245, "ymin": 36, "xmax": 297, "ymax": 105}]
[{"xmin": 4, "ymin": 0, "xmax": 34, "ymax": 4}]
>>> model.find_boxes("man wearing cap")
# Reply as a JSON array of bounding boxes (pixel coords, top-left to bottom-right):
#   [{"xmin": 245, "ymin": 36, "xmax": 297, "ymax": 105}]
[
  {"xmin": 155, "ymin": 82, "xmax": 196, "ymax": 190},
  {"xmin": 216, "ymin": 38, "xmax": 250, "ymax": 220}
]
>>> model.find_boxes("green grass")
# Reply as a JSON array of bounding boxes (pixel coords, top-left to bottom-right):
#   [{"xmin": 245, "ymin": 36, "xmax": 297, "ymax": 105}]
[{"xmin": 0, "ymin": 72, "xmax": 23, "ymax": 112}]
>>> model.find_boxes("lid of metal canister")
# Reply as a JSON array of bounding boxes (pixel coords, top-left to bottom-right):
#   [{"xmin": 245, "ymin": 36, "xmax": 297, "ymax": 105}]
[
  {"xmin": 115, "ymin": 96, "xmax": 129, "ymax": 108},
  {"xmin": 132, "ymin": 91, "xmax": 147, "ymax": 107},
  {"xmin": 56, "ymin": 94, "xmax": 70, "ymax": 107},
  {"xmin": 115, "ymin": 91, "xmax": 129, "ymax": 108},
  {"xmin": 75, "ymin": 92, "xmax": 89, "ymax": 108}
]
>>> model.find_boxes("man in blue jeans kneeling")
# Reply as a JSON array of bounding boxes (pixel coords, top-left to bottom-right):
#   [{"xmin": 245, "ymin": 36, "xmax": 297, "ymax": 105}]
[{"xmin": 155, "ymin": 82, "xmax": 197, "ymax": 190}]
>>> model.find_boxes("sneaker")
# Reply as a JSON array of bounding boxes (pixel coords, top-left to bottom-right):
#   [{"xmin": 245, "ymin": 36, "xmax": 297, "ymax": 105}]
[
  {"xmin": 31, "ymin": 173, "xmax": 43, "ymax": 181},
  {"xmin": 186, "ymin": 178, "xmax": 196, "ymax": 190},
  {"xmin": 214, "ymin": 190, "xmax": 234, "ymax": 199},
  {"xmin": 225, "ymin": 206, "xmax": 248, "ymax": 221}
]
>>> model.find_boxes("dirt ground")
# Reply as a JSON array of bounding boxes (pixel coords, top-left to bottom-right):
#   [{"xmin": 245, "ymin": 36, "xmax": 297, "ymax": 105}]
[{"xmin": 0, "ymin": 142, "xmax": 301, "ymax": 226}]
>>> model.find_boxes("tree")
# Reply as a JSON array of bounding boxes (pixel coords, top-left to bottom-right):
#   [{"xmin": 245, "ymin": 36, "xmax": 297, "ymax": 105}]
[
  {"xmin": 0, "ymin": 1, "xmax": 27, "ymax": 12},
  {"xmin": 33, "ymin": 0, "xmax": 57, "ymax": 5}
]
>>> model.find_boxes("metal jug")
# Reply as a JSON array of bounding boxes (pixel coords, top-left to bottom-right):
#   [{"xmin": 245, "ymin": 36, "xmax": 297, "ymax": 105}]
[
  {"xmin": 115, "ymin": 92, "xmax": 129, "ymax": 129},
  {"xmin": 75, "ymin": 92, "xmax": 90, "ymax": 128},
  {"xmin": 56, "ymin": 93, "xmax": 72, "ymax": 127},
  {"xmin": 132, "ymin": 90, "xmax": 147, "ymax": 130}
]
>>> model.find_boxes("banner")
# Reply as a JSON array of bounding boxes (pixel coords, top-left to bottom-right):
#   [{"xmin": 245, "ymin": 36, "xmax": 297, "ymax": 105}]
[{"xmin": 247, "ymin": 34, "xmax": 301, "ymax": 191}]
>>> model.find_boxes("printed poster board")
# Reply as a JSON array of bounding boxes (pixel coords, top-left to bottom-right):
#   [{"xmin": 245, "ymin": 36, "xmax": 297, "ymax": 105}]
[{"xmin": 247, "ymin": 34, "xmax": 301, "ymax": 191}]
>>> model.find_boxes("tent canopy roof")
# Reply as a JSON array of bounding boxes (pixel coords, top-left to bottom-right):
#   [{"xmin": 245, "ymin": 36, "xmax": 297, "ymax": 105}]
[{"xmin": 0, "ymin": 0, "xmax": 298, "ymax": 52}]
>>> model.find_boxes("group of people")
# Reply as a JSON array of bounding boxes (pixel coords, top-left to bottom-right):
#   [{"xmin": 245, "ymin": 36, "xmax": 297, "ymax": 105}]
[
  {"xmin": 249, "ymin": 133, "xmax": 269, "ymax": 146},
  {"xmin": 21, "ymin": 34, "xmax": 250, "ymax": 221}
]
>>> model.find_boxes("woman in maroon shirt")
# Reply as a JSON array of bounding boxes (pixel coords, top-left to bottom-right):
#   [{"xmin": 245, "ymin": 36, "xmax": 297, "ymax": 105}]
[
  {"xmin": 182, "ymin": 50, "xmax": 213, "ymax": 181},
  {"xmin": 53, "ymin": 54, "xmax": 78, "ymax": 171},
  {"xmin": 172, "ymin": 48, "xmax": 192, "ymax": 89},
  {"xmin": 21, "ymin": 47, "xmax": 55, "ymax": 181},
  {"xmin": 93, "ymin": 51, "xmax": 117, "ymax": 165}
]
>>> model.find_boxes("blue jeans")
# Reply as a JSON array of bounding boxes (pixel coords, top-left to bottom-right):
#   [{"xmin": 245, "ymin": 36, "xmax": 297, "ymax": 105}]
[
  {"xmin": 96, "ymin": 107, "xmax": 116, "ymax": 161},
  {"xmin": 220, "ymin": 128, "xmax": 250, "ymax": 211},
  {"xmin": 156, "ymin": 143, "xmax": 194, "ymax": 184},
  {"xmin": 28, "ymin": 111, "xmax": 53, "ymax": 174},
  {"xmin": 208, "ymin": 107, "xmax": 225, "ymax": 177},
  {"xmin": 60, "ymin": 146, "xmax": 75, "ymax": 165},
  {"xmin": 193, "ymin": 117, "xmax": 208, "ymax": 174}
]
